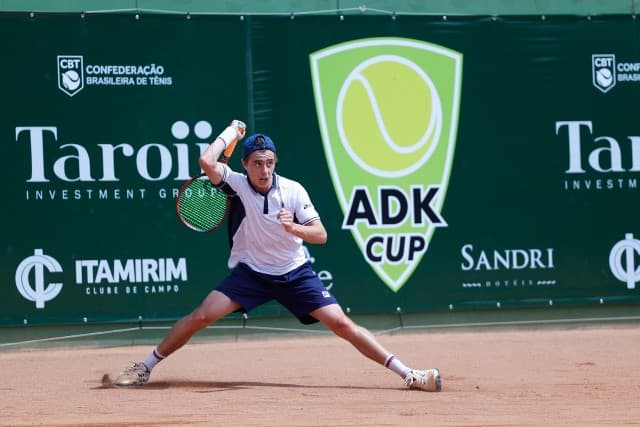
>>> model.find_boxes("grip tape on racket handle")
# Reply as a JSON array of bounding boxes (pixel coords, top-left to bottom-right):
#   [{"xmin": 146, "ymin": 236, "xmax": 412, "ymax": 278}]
[
  {"xmin": 219, "ymin": 121, "xmax": 246, "ymax": 159},
  {"xmin": 223, "ymin": 136, "xmax": 239, "ymax": 159}
]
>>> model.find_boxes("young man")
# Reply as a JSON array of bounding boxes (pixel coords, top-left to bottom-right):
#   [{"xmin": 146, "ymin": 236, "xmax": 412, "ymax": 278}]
[{"xmin": 115, "ymin": 120, "xmax": 441, "ymax": 392}]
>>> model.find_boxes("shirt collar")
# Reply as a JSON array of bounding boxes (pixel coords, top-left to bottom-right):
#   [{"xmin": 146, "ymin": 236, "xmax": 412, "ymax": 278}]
[{"xmin": 246, "ymin": 172, "xmax": 278, "ymax": 197}]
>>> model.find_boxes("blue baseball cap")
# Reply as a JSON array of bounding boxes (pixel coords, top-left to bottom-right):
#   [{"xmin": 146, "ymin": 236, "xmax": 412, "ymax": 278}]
[{"xmin": 243, "ymin": 133, "xmax": 277, "ymax": 159}]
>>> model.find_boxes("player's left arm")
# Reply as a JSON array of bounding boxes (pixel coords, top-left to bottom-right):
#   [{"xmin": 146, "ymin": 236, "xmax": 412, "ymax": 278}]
[
  {"xmin": 277, "ymin": 182, "xmax": 327, "ymax": 244},
  {"xmin": 278, "ymin": 212, "xmax": 327, "ymax": 244}
]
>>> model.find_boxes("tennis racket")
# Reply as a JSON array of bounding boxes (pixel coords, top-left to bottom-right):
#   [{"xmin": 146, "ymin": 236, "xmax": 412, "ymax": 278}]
[{"xmin": 176, "ymin": 126, "xmax": 242, "ymax": 232}]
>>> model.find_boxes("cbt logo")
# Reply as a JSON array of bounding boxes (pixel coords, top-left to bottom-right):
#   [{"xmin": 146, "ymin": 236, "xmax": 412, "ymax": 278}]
[
  {"xmin": 592, "ymin": 54, "xmax": 616, "ymax": 93},
  {"xmin": 310, "ymin": 37, "xmax": 462, "ymax": 292},
  {"xmin": 57, "ymin": 55, "xmax": 84, "ymax": 96},
  {"xmin": 609, "ymin": 233, "xmax": 640, "ymax": 289},
  {"xmin": 15, "ymin": 249, "xmax": 63, "ymax": 308}
]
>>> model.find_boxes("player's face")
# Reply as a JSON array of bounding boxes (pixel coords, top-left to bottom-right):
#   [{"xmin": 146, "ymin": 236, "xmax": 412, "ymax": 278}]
[{"xmin": 243, "ymin": 150, "xmax": 276, "ymax": 193}]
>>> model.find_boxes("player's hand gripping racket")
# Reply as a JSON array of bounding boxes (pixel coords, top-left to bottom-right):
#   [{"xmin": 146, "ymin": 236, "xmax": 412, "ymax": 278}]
[{"xmin": 176, "ymin": 121, "xmax": 245, "ymax": 232}]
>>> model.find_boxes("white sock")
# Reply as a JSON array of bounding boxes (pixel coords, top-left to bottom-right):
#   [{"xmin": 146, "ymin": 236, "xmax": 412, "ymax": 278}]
[
  {"xmin": 383, "ymin": 354, "xmax": 411, "ymax": 378},
  {"xmin": 143, "ymin": 348, "xmax": 166, "ymax": 371}
]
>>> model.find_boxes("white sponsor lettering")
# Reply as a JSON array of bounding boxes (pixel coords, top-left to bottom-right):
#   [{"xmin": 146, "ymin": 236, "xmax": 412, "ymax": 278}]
[
  {"xmin": 15, "ymin": 126, "xmax": 209, "ymax": 184},
  {"xmin": 556, "ymin": 120, "xmax": 640, "ymax": 191},
  {"xmin": 75, "ymin": 258, "xmax": 187, "ymax": 284},
  {"xmin": 460, "ymin": 244, "xmax": 555, "ymax": 271}
]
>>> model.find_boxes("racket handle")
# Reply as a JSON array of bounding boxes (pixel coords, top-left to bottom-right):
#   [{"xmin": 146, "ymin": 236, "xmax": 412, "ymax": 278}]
[
  {"xmin": 223, "ymin": 138, "xmax": 238, "ymax": 159},
  {"xmin": 220, "ymin": 120, "xmax": 246, "ymax": 161}
]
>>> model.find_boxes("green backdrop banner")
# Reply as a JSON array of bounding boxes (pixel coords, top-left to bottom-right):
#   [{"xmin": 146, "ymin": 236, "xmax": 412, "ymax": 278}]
[{"xmin": 2, "ymin": 14, "xmax": 639, "ymax": 326}]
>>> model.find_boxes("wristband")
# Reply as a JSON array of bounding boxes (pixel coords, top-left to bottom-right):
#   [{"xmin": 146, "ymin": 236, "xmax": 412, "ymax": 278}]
[{"xmin": 216, "ymin": 126, "xmax": 238, "ymax": 148}]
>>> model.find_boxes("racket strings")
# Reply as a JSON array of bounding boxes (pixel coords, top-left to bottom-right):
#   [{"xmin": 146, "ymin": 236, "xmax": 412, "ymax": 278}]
[{"xmin": 177, "ymin": 179, "xmax": 228, "ymax": 232}]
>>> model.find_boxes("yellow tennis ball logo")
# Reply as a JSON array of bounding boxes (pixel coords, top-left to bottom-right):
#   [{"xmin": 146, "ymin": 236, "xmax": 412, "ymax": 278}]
[{"xmin": 337, "ymin": 55, "xmax": 442, "ymax": 178}]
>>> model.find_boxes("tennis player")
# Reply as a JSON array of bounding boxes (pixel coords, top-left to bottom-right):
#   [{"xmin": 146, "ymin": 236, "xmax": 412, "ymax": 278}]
[{"xmin": 115, "ymin": 120, "xmax": 441, "ymax": 392}]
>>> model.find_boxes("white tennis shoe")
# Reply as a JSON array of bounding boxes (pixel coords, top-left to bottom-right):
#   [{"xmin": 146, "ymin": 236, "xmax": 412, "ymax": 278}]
[
  {"xmin": 115, "ymin": 362, "xmax": 150, "ymax": 386},
  {"xmin": 404, "ymin": 368, "xmax": 441, "ymax": 392}
]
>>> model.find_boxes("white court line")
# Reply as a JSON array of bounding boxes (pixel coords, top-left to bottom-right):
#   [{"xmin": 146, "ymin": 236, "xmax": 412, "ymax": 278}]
[
  {"xmin": 0, "ymin": 327, "xmax": 140, "ymax": 348},
  {"xmin": 1, "ymin": 315, "xmax": 638, "ymax": 348},
  {"xmin": 399, "ymin": 315, "xmax": 640, "ymax": 330}
]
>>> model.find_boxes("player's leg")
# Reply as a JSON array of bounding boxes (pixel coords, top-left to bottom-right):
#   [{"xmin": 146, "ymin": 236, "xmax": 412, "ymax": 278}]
[
  {"xmin": 310, "ymin": 303, "xmax": 388, "ymax": 363},
  {"xmin": 311, "ymin": 304, "xmax": 441, "ymax": 392},
  {"xmin": 115, "ymin": 290, "xmax": 240, "ymax": 386},
  {"xmin": 275, "ymin": 263, "xmax": 440, "ymax": 391},
  {"xmin": 156, "ymin": 290, "xmax": 241, "ymax": 357}
]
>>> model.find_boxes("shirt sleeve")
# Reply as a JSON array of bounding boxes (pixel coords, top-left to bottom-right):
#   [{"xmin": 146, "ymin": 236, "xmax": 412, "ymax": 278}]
[
  {"xmin": 219, "ymin": 163, "xmax": 244, "ymax": 192},
  {"xmin": 292, "ymin": 181, "xmax": 320, "ymax": 225}
]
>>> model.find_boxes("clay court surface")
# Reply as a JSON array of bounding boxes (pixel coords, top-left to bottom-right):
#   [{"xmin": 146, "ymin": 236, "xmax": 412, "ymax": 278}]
[{"xmin": 1, "ymin": 324, "xmax": 639, "ymax": 426}]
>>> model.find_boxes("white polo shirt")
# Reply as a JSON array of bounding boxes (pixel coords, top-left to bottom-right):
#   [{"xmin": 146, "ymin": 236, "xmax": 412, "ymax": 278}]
[{"xmin": 220, "ymin": 164, "xmax": 321, "ymax": 275}]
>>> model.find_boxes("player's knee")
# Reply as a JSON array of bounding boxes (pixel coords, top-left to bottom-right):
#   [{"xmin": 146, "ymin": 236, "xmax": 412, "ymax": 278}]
[
  {"xmin": 329, "ymin": 315, "xmax": 358, "ymax": 339},
  {"xmin": 189, "ymin": 309, "xmax": 214, "ymax": 330}
]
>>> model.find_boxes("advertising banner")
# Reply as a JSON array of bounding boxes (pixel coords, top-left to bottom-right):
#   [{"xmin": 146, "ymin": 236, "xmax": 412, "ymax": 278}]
[{"xmin": 1, "ymin": 14, "xmax": 639, "ymax": 325}]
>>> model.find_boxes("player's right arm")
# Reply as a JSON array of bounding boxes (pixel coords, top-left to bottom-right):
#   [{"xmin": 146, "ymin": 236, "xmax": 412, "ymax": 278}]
[
  {"xmin": 199, "ymin": 120, "xmax": 246, "ymax": 185},
  {"xmin": 198, "ymin": 137, "xmax": 227, "ymax": 185}
]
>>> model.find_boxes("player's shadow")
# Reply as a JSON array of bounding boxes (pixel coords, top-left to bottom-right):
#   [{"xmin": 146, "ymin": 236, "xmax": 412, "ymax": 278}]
[
  {"xmin": 147, "ymin": 379, "xmax": 399, "ymax": 392},
  {"xmin": 95, "ymin": 375, "xmax": 398, "ymax": 391}
]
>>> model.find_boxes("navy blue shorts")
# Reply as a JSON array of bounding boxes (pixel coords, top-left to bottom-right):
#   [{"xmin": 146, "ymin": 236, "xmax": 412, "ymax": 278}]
[{"xmin": 216, "ymin": 262, "xmax": 338, "ymax": 324}]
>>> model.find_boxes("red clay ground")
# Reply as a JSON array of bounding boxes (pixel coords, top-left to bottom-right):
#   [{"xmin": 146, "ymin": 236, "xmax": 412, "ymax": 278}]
[{"xmin": 1, "ymin": 325, "xmax": 639, "ymax": 426}]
